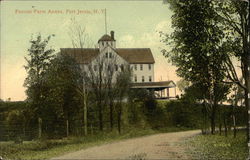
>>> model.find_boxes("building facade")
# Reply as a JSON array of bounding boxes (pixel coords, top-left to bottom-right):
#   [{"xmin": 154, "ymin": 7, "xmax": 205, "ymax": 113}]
[
  {"xmin": 61, "ymin": 31, "xmax": 176, "ymax": 99},
  {"xmin": 61, "ymin": 31, "xmax": 155, "ymax": 83}
]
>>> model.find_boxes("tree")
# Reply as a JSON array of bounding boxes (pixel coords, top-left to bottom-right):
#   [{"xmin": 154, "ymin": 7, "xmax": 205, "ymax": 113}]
[
  {"xmin": 43, "ymin": 53, "xmax": 82, "ymax": 136},
  {"xmin": 84, "ymin": 54, "xmax": 121, "ymax": 131},
  {"xmin": 163, "ymin": 0, "xmax": 230, "ymax": 134},
  {"xmin": 24, "ymin": 34, "xmax": 55, "ymax": 119},
  {"xmin": 114, "ymin": 65, "xmax": 132, "ymax": 134},
  {"xmin": 68, "ymin": 18, "xmax": 93, "ymax": 135},
  {"xmin": 176, "ymin": 78, "xmax": 190, "ymax": 96},
  {"xmin": 213, "ymin": 0, "xmax": 250, "ymax": 142}
]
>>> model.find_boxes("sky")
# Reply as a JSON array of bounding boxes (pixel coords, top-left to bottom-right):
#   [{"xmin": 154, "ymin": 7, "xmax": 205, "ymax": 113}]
[{"xmin": 0, "ymin": 1, "xmax": 180, "ymax": 101}]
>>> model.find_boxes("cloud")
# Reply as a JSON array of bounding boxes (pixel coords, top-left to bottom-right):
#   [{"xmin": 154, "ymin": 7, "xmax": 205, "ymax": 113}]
[{"xmin": 118, "ymin": 35, "xmax": 136, "ymax": 48}]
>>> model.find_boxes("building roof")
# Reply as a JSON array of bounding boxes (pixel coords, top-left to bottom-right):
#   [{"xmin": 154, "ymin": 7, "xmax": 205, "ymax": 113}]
[
  {"xmin": 60, "ymin": 48, "xmax": 99, "ymax": 64},
  {"xmin": 116, "ymin": 48, "xmax": 155, "ymax": 64},
  {"xmin": 61, "ymin": 48, "xmax": 155, "ymax": 64},
  {"xmin": 131, "ymin": 81, "xmax": 176, "ymax": 90},
  {"xmin": 98, "ymin": 34, "xmax": 114, "ymax": 42}
]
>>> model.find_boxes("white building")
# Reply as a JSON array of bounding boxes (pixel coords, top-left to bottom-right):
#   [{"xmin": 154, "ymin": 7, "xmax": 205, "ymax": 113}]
[{"xmin": 61, "ymin": 31, "xmax": 176, "ymax": 99}]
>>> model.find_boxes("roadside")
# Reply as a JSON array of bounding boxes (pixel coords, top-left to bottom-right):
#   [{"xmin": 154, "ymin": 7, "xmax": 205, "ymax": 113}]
[
  {"xmin": 52, "ymin": 130, "xmax": 200, "ymax": 160},
  {"xmin": 185, "ymin": 130, "xmax": 248, "ymax": 160},
  {"xmin": 0, "ymin": 127, "xmax": 193, "ymax": 159}
]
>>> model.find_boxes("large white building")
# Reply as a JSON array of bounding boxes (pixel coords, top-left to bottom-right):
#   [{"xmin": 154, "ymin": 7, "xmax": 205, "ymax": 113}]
[{"xmin": 61, "ymin": 31, "xmax": 176, "ymax": 99}]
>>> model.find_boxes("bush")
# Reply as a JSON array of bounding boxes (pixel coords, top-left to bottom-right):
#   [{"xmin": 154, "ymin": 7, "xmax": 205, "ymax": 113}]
[{"xmin": 165, "ymin": 100, "xmax": 203, "ymax": 128}]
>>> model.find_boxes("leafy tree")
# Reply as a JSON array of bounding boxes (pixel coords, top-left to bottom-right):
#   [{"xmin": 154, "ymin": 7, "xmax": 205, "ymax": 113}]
[
  {"xmin": 214, "ymin": 0, "xmax": 250, "ymax": 141},
  {"xmin": 43, "ymin": 53, "xmax": 82, "ymax": 136},
  {"xmin": 163, "ymin": 0, "xmax": 230, "ymax": 134},
  {"xmin": 24, "ymin": 34, "xmax": 55, "ymax": 119}
]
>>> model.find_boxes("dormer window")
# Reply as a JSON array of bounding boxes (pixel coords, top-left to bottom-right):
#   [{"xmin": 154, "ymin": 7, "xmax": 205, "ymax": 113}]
[
  {"xmin": 109, "ymin": 52, "xmax": 112, "ymax": 58},
  {"xmin": 106, "ymin": 52, "xmax": 108, "ymax": 58}
]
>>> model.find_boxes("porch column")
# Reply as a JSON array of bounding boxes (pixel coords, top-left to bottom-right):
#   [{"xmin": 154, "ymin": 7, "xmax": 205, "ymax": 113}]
[{"xmin": 167, "ymin": 88, "xmax": 169, "ymax": 98}]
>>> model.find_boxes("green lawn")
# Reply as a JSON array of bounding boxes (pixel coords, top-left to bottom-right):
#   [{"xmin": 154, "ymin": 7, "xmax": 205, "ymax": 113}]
[
  {"xmin": 185, "ymin": 130, "xmax": 248, "ymax": 160},
  {"xmin": 0, "ymin": 127, "xmax": 190, "ymax": 160}
]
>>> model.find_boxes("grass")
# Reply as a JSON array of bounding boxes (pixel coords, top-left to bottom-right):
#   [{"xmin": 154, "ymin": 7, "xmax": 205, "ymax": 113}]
[
  {"xmin": 0, "ymin": 126, "xmax": 190, "ymax": 160},
  {"xmin": 185, "ymin": 130, "xmax": 248, "ymax": 160}
]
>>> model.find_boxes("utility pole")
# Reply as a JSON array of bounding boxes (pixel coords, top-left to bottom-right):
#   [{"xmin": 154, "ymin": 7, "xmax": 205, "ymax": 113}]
[{"xmin": 105, "ymin": 8, "xmax": 107, "ymax": 34}]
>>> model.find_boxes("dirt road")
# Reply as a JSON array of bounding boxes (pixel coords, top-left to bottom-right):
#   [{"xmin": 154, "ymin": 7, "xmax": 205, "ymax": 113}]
[{"xmin": 52, "ymin": 130, "xmax": 200, "ymax": 160}]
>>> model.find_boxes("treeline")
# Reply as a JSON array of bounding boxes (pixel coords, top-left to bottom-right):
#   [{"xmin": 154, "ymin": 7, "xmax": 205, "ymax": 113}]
[{"xmin": 0, "ymin": 94, "xmax": 247, "ymax": 141}]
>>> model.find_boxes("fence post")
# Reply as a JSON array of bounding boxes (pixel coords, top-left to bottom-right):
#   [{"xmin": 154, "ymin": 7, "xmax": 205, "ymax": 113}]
[
  {"xmin": 66, "ymin": 120, "xmax": 69, "ymax": 137},
  {"xmin": 38, "ymin": 117, "xmax": 42, "ymax": 139}
]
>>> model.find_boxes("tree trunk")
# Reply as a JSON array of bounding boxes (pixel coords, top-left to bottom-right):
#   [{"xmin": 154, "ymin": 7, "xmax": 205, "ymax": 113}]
[
  {"xmin": 218, "ymin": 106, "xmax": 222, "ymax": 135},
  {"xmin": 98, "ymin": 100, "xmax": 103, "ymax": 131},
  {"xmin": 117, "ymin": 111, "xmax": 121, "ymax": 134},
  {"xmin": 244, "ymin": 70, "xmax": 249, "ymax": 141},
  {"xmin": 84, "ymin": 94, "xmax": 88, "ymax": 136},
  {"xmin": 210, "ymin": 105, "xmax": 216, "ymax": 134},
  {"xmin": 38, "ymin": 117, "xmax": 42, "ymax": 139},
  {"xmin": 224, "ymin": 113, "xmax": 227, "ymax": 137},
  {"xmin": 66, "ymin": 119, "xmax": 69, "ymax": 137},
  {"xmin": 233, "ymin": 114, "xmax": 236, "ymax": 138},
  {"xmin": 117, "ymin": 103, "xmax": 122, "ymax": 134},
  {"xmin": 110, "ymin": 101, "xmax": 113, "ymax": 130}
]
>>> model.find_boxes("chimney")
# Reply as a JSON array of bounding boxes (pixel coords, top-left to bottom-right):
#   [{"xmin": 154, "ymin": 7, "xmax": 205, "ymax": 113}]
[{"xmin": 110, "ymin": 31, "xmax": 114, "ymax": 40}]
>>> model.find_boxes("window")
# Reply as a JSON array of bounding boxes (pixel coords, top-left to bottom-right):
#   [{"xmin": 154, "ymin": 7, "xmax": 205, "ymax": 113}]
[
  {"xmin": 120, "ymin": 65, "xmax": 124, "ymax": 71},
  {"xmin": 134, "ymin": 64, "xmax": 137, "ymax": 70},
  {"xmin": 142, "ymin": 76, "xmax": 145, "ymax": 82},
  {"xmin": 106, "ymin": 42, "xmax": 108, "ymax": 46},
  {"xmin": 94, "ymin": 65, "xmax": 97, "ymax": 71},
  {"xmin": 149, "ymin": 76, "xmax": 152, "ymax": 82},
  {"xmin": 106, "ymin": 52, "xmax": 108, "ymax": 58},
  {"xmin": 107, "ymin": 65, "xmax": 110, "ymax": 71},
  {"xmin": 140, "ymin": 64, "xmax": 143, "ymax": 70},
  {"xmin": 134, "ymin": 75, "xmax": 137, "ymax": 82},
  {"xmin": 115, "ymin": 65, "xmax": 118, "ymax": 71},
  {"xmin": 102, "ymin": 42, "xmax": 104, "ymax": 46},
  {"xmin": 109, "ymin": 52, "xmax": 112, "ymax": 58},
  {"xmin": 148, "ymin": 64, "xmax": 151, "ymax": 70}
]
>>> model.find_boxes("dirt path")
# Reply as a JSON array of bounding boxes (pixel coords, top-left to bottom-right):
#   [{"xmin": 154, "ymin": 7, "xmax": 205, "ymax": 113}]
[{"xmin": 52, "ymin": 130, "xmax": 200, "ymax": 160}]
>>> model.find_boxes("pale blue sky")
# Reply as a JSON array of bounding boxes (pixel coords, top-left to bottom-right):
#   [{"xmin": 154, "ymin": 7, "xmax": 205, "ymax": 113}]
[{"xmin": 1, "ymin": 1, "xmax": 178, "ymax": 101}]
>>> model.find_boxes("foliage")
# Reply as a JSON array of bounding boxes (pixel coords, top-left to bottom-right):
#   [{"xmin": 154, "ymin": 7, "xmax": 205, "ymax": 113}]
[
  {"xmin": 42, "ymin": 53, "xmax": 82, "ymax": 137},
  {"xmin": 163, "ymin": 0, "xmax": 232, "ymax": 134},
  {"xmin": 24, "ymin": 34, "xmax": 55, "ymax": 118},
  {"xmin": 176, "ymin": 78, "xmax": 190, "ymax": 93}
]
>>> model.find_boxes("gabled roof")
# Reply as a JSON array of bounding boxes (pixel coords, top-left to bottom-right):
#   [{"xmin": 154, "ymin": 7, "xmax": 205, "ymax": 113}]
[
  {"xmin": 60, "ymin": 48, "xmax": 99, "ymax": 64},
  {"xmin": 116, "ymin": 48, "xmax": 155, "ymax": 64},
  {"xmin": 61, "ymin": 47, "xmax": 155, "ymax": 64},
  {"xmin": 98, "ymin": 34, "xmax": 115, "ymax": 42}
]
